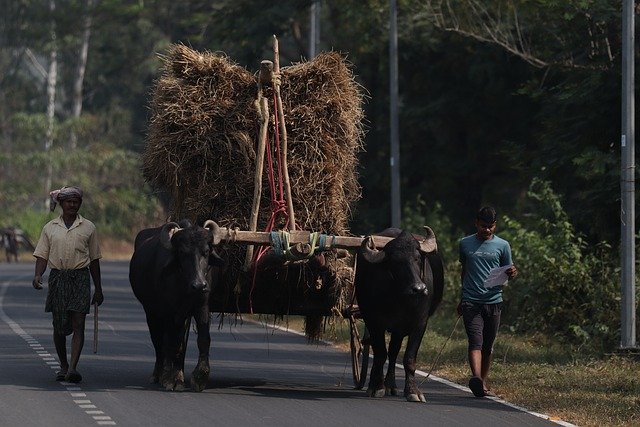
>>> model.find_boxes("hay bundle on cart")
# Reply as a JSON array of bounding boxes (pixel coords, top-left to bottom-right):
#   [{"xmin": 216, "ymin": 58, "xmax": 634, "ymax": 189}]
[{"xmin": 143, "ymin": 44, "xmax": 365, "ymax": 337}]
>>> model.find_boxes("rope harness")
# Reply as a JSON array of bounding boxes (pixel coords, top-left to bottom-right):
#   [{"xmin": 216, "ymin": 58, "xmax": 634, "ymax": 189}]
[
  {"xmin": 246, "ymin": 72, "xmax": 337, "ymax": 313},
  {"xmin": 248, "ymin": 80, "xmax": 291, "ymax": 313},
  {"xmin": 268, "ymin": 230, "xmax": 336, "ymax": 259}
]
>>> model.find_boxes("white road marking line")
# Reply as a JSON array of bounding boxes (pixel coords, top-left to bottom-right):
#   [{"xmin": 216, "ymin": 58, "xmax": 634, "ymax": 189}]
[{"xmin": 0, "ymin": 279, "xmax": 117, "ymax": 425}]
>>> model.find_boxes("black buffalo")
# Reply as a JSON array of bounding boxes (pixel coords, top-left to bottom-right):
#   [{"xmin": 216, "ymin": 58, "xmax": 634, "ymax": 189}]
[
  {"xmin": 355, "ymin": 227, "xmax": 444, "ymax": 402},
  {"xmin": 129, "ymin": 220, "xmax": 223, "ymax": 391}
]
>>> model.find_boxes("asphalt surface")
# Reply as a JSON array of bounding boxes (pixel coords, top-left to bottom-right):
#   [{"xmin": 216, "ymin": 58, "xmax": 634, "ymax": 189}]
[{"xmin": 0, "ymin": 261, "xmax": 564, "ymax": 427}]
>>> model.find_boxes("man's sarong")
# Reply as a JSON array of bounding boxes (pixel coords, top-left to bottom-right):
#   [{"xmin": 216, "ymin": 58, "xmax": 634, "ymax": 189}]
[{"xmin": 45, "ymin": 268, "xmax": 90, "ymax": 336}]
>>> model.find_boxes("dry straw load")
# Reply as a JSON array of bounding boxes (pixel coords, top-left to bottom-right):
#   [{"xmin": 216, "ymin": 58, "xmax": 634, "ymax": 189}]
[{"xmin": 144, "ymin": 44, "xmax": 365, "ymax": 333}]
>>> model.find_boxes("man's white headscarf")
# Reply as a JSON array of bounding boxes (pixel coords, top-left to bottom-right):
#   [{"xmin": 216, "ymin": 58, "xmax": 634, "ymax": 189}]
[{"xmin": 49, "ymin": 186, "xmax": 83, "ymax": 211}]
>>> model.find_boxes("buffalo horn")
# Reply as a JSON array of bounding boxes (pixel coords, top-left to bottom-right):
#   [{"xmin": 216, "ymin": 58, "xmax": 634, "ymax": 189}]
[
  {"xmin": 419, "ymin": 226, "xmax": 438, "ymax": 253},
  {"xmin": 203, "ymin": 220, "xmax": 221, "ymax": 245},
  {"xmin": 359, "ymin": 236, "xmax": 386, "ymax": 264},
  {"xmin": 159, "ymin": 222, "xmax": 181, "ymax": 250}
]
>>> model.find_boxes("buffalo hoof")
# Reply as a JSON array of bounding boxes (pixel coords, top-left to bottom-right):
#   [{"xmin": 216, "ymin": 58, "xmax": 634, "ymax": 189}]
[
  {"xmin": 367, "ymin": 388, "xmax": 386, "ymax": 398},
  {"xmin": 162, "ymin": 371, "xmax": 185, "ymax": 391},
  {"xmin": 385, "ymin": 386, "xmax": 399, "ymax": 396},
  {"xmin": 190, "ymin": 364, "xmax": 210, "ymax": 392},
  {"xmin": 406, "ymin": 393, "xmax": 427, "ymax": 403},
  {"xmin": 162, "ymin": 378, "xmax": 174, "ymax": 391}
]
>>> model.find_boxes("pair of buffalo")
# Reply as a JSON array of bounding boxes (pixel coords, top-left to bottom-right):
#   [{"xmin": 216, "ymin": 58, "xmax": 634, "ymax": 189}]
[{"xmin": 129, "ymin": 220, "xmax": 444, "ymax": 401}]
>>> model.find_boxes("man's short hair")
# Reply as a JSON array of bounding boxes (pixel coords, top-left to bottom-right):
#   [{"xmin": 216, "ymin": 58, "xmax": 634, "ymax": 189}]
[{"xmin": 477, "ymin": 206, "xmax": 497, "ymax": 223}]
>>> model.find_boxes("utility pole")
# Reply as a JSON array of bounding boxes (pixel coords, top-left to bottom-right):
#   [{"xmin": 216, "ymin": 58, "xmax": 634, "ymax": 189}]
[
  {"xmin": 309, "ymin": 0, "xmax": 320, "ymax": 59},
  {"xmin": 389, "ymin": 0, "xmax": 401, "ymax": 228},
  {"xmin": 620, "ymin": 0, "xmax": 636, "ymax": 349}
]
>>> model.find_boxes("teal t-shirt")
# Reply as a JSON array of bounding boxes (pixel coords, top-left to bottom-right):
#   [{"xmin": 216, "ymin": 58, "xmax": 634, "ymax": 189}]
[{"xmin": 459, "ymin": 234, "xmax": 513, "ymax": 304}]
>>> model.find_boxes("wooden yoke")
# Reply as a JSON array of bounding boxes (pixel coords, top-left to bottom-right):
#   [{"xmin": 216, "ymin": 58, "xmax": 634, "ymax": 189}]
[
  {"xmin": 212, "ymin": 225, "xmax": 386, "ymax": 250},
  {"xmin": 206, "ymin": 221, "xmax": 438, "ymax": 254},
  {"xmin": 272, "ymin": 35, "xmax": 296, "ymax": 231}
]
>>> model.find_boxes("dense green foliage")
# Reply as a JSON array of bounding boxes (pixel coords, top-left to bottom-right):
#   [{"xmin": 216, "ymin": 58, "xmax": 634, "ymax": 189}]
[
  {"xmin": 0, "ymin": 1, "xmax": 636, "ymax": 350},
  {"xmin": 501, "ymin": 179, "xmax": 620, "ymax": 352}
]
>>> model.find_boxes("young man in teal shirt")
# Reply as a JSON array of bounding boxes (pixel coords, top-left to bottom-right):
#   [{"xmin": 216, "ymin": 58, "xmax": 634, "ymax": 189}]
[{"xmin": 458, "ymin": 206, "xmax": 517, "ymax": 397}]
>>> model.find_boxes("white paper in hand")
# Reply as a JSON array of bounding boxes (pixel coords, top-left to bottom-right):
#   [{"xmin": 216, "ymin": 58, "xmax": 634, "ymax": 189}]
[{"xmin": 483, "ymin": 265, "xmax": 512, "ymax": 288}]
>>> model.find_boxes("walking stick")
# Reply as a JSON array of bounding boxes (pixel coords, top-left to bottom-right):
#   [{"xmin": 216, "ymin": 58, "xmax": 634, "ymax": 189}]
[{"xmin": 93, "ymin": 302, "xmax": 98, "ymax": 354}]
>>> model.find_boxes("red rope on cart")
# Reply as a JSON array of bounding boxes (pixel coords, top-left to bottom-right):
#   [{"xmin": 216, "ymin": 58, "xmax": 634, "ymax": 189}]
[{"xmin": 248, "ymin": 91, "xmax": 290, "ymax": 313}]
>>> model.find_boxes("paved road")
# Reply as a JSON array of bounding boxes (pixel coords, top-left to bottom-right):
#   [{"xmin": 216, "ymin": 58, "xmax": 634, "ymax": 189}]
[{"xmin": 0, "ymin": 261, "xmax": 563, "ymax": 427}]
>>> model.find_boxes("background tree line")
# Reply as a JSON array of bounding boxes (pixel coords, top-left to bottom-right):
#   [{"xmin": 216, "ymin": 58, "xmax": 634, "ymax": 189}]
[{"xmin": 0, "ymin": 0, "xmax": 636, "ymax": 351}]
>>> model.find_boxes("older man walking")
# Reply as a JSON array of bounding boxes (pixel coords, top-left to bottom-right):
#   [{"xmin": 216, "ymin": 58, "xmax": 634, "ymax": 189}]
[{"xmin": 32, "ymin": 186, "xmax": 104, "ymax": 383}]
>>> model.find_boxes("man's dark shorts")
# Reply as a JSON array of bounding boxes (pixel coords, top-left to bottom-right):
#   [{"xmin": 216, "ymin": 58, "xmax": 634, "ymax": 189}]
[{"xmin": 461, "ymin": 301, "xmax": 502, "ymax": 353}]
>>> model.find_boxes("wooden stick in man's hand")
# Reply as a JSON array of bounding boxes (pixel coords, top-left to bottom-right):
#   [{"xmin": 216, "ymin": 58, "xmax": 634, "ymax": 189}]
[{"xmin": 93, "ymin": 303, "xmax": 98, "ymax": 354}]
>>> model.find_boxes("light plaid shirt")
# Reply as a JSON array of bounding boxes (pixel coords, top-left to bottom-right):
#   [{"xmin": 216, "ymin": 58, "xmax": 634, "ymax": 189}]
[{"xmin": 33, "ymin": 214, "xmax": 102, "ymax": 270}]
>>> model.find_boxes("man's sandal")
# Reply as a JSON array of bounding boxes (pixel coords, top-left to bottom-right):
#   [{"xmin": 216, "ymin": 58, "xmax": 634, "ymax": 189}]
[
  {"xmin": 483, "ymin": 389, "xmax": 497, "ymax": 398},
  {"xmin": 468, "ymin": 376, "xmax": 485, "ymax": 397},
  {"xmin": 65, "ymin": 370, "xmax": 82, "ymax": 383}
]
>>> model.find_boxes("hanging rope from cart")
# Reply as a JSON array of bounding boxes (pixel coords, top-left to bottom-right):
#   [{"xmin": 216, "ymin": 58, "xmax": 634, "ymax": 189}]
[{"xmin": 245, "ymin": 36, "xmax": 297, "ymax": 313}]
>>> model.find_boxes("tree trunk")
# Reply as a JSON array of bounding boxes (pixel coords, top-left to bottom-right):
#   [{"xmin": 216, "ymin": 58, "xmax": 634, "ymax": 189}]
[
  {"xmin": 69, "ymin": 0, "xmax": 93, "ymax": 150},
  {"xmin": 45, "ymin": 0, "xmax": 57, "ymax": 210}
]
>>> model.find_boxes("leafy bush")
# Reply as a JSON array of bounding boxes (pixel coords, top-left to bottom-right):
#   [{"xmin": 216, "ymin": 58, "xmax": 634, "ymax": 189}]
[{"xmin": 500, "ymin": 178, "xmax": 621, "ymax": 353}]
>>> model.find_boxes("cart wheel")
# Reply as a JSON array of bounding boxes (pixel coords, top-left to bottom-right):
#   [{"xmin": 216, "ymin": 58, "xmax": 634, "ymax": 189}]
[{"xmin": 349, "ymin": 315, "xmax": 370, "ymax": 389}]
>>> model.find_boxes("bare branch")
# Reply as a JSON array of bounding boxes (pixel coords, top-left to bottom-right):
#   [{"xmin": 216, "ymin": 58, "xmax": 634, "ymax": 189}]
[{"xmin": 422, "ymin": 0, "xmax": 611, "ymax": 71}]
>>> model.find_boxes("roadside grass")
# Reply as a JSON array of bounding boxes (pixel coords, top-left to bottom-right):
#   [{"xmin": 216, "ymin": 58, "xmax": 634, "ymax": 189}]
[{"xmin": 261, "ymin": 311, "xmax": 639, "ymax": 427}]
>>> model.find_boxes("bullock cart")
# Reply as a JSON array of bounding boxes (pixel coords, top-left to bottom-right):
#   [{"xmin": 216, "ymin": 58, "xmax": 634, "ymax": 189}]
[
  {"xmin": 201, "ymin": 222, "xmax": 436, "ymax": 389},
  {"xmin": 143, "ymin": 39, "xmax": 430, "ymax": 388},
  {"xmin": 210, "ymin": 224, "xmax": 375, "ymax": 386}
]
